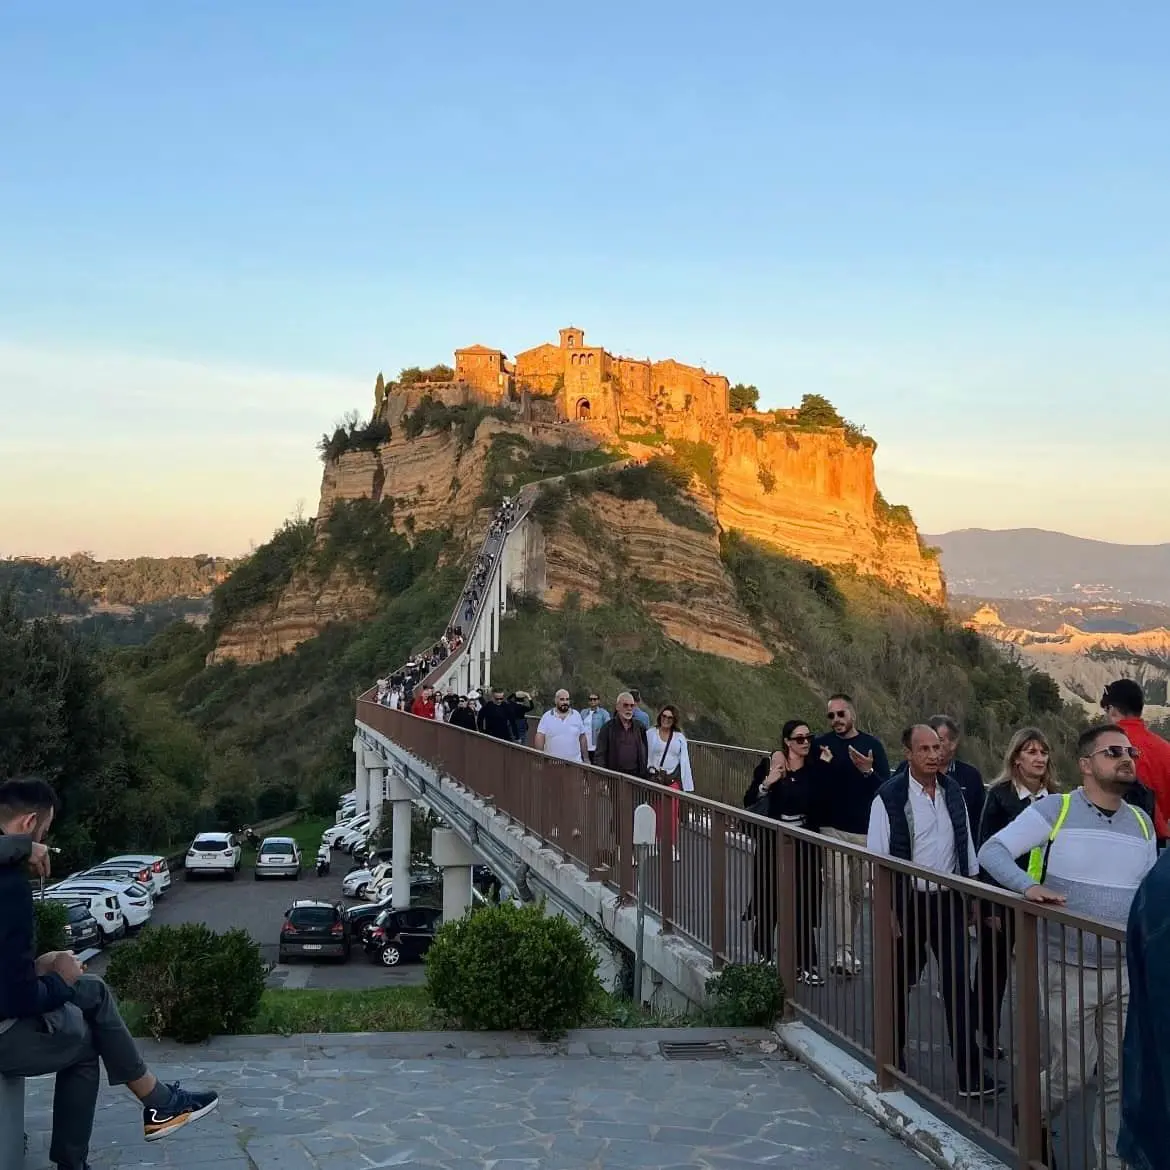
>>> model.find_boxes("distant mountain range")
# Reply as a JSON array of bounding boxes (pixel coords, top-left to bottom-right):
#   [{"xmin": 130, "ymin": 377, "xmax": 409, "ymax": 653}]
[{"xmin": 925, "ymin": 529, "xmax": 1170, "ymax": 604}]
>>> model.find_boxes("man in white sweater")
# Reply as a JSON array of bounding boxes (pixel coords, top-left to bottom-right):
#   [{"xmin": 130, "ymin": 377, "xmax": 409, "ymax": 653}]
[{"xmin": 978, "ymin": 723, "xmax": 1156, "ymax": 1170}]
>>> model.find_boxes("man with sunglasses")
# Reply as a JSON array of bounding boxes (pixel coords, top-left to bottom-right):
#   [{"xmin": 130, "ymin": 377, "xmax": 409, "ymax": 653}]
[
  {"xmin": 816, "ymin": 693, "xmax": 890, "ymax": 976},
  {"xmin": 979, "ymin": 724, "xmax": 1156, "ymax": 1170},
  {"xmin": 582, "ymin": 692, "xmax": 610, "ymax": 765}
]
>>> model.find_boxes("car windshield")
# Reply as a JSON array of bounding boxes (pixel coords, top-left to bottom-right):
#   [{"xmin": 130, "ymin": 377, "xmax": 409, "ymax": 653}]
[
  {"xmin": 193, "ymin": 837, "xmax": 230, "ymax": 851},
  {"xmin": 374, "ymin": 909, "xmax": 398, "ymax": 927},
  {"xmin": 125, "ymin": 884, "xmax": 148, "ymax": 897},
  {"xmin": 260, "ymin": 841, "xmax": 294, "ymax": 855},
  {"xmin": 290, "ymin": 907, "xmax": 337, "ymax": 927}
]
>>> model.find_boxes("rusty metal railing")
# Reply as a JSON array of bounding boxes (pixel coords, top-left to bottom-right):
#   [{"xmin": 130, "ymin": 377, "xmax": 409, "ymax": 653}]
[{"xmin": 358, "ymin": 703, "xmax": 1129, "ymax": 1170}]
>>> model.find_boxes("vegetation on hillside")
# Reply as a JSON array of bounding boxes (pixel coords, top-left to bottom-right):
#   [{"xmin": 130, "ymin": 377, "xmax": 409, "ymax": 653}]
[
  {"xmin": 478, "ymin": 433, "xmax": 619, "ymax": 507},
  {"xmin": 318, "ymin": 411, "xmax": 391, "ymax": 462},
  {"xmin": 0, "ymin": 554, "xmax": 232, "ymax": 616},
  {"xmin": 398, "ymin": 364, "xmax": 455, "ymax": 385},
  {"xmin": 495, "ymin": 535, "xmax": 1081, "ymax": 779},
  {"xmin": 729, "ymin": 382, "xmax": 759, "ymax": 411}
]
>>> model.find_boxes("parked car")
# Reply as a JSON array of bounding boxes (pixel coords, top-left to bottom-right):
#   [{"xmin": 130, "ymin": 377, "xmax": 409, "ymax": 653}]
[
  {"xmin": 254, "ymin": 837, "xmax": 302, "ymax": 880},
  {"xmin": 364, "ymin": 906, "xmax": 443, "ymax": 967},
  {"xmin": 82, "ymin": 862, "xmax": 161, "ymax": 900},
  {"xmin": 322, "ymin": 815, "xmax": 369, "ymax": 849},
  {"xmin": 342, "ymin": 860, "xmax": 390, "ymax": 899},
  {"xmin": 60, "ymin": 901, "xmax": 103, "ymax": 953},
  {"xmin": 41, "ymin": 889, "xmax": 124, "ymax": 941},
  {"xmin": 343, "ymin": 897, "xmax": 395, "ymax": 944},
  {"xmin": 185, "ymin": 832, "xmax": 242, "ymax": 880},
  {"xmin": 278, "ymin": 900, "xmax": 350, "ymax": 963},
  {"xmin": 364, "ymin": 866, "xmax": 442, "ymax": 904},
  {"xmin": 336, "ymin": 825, "xmax": 372, "ymax": 854},
  {"xmin": 101, "ymin": 854, "xmax": 172, "ymax": 897},
  {"xmin": 48, "ymin": 879, "xmax": 153, "ymax": 930}
]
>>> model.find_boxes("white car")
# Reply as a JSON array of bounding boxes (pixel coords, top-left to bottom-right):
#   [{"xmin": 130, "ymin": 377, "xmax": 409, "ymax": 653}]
[
  {"xmin": 50, "ymin": 880, "xmax": 153, "ymax": 930},
  {"xmin": 322, "ymin": 816, "xmax": 369, "ymax": 849},
  {"xmin": 254, "ymin": 837, "xmax": 302, "ymax": 880},
  {"xmin": 102, "ymin": 854, "xmax": 172, "ymax": 897},
  {"xmin": 184, "ymin": 832, "xmax": 242, "ymax": 880},
  {"xmin": 342, "ymin": 861, "xmax": 389, "ymax": 899},
  {"xmin": 42, "ymin": 889, "xmax": 125, "ymax": 940},
  {"xmin": 84, "ymin": 862, "xmax": 165, "ymax": 901},
  {"xmin": 336, "ymin": 825, "xmax": 372, "ymax": 854}
]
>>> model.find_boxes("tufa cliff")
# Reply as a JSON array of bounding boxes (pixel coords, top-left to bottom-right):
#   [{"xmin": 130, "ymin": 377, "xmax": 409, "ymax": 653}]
[{"xmin": 209, "ymin": 323, "xmax": 942, "ymax": 664}]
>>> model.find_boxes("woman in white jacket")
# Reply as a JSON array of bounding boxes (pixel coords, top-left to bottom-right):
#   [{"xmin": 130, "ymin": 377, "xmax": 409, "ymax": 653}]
[{"xmin": 646, "ymin": 704, "xmax": 693, "ymax": 861}]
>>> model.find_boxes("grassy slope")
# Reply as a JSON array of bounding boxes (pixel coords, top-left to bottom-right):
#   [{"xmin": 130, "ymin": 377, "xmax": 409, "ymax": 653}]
[{"xmin": 493, "ymin": 530, "xmax": 1083, "ymax": 780}]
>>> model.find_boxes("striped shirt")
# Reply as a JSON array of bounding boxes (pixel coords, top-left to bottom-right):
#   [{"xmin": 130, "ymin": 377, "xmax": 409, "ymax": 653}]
[{"xmin": 978, "ymin": 788, "xmax": 1156, "ymax": 966}]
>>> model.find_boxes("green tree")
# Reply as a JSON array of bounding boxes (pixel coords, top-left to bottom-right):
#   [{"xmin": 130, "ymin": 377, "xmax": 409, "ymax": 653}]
[
  {"xmin": 729, "ymin": 383, "xmax": 759, "ymax": 411},
  {"xmin": 1027, "ymin": 671, "xmax": 1064, "ymax": 715},
  {"xmin": 795, "ymin": 393, "xmax": 844, "ymax": 428}
]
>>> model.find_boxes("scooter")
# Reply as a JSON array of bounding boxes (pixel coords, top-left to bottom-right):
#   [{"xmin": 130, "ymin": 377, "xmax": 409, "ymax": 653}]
[{"xmin": 315, "ymin": 845, "xmax": 331, "ymax": 877}]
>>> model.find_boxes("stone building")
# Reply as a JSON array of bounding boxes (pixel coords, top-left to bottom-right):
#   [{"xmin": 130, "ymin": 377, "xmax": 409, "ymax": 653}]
[{"xmin": 453, "ymin": 345, "xmax": 513, "ymax": 399}]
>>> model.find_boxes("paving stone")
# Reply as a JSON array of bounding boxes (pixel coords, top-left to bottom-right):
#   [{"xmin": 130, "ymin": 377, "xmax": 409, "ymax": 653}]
[{"xmin": 23, "ymin": 1048, "xmax": 933, "ymax": 1170}]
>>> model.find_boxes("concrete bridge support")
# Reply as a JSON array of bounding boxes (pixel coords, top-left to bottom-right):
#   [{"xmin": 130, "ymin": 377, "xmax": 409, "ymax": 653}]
[
  {"xmin": 389, "ymin": 771, "xmax": 414, "ymax": 910},
  {"xmin": 432, "ymin": 827, "xmax": 479, "ymax": 923}
]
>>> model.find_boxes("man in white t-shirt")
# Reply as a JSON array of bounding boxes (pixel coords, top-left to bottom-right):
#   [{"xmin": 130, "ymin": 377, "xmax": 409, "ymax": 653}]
[{"xmin": 534, "ymin": 690, "xmax": 588, "ymax": 764}]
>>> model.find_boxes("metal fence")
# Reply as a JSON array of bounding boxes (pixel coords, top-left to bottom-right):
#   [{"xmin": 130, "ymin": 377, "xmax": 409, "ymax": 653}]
[{"xmin": 359, "ymin": 703, "xmax": 1126, "ymax": 1170}]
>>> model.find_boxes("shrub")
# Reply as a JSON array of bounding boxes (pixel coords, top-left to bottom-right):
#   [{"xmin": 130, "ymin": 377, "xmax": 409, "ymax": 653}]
[
  {"xmin": 106, "ymin": 924, "xmax": 267, "ymax": 1043},
  {"xmin": 307, "ymin": 779, "xmax": 342, "ymax": 817},
  {"xmin": 425, "ymin": 902, "xmax": 598, "ymax": 1038},
  {"xmin": 704, "ymin": 962, "xmax": 785, "ymax": 1026},
  {"xmin": 33, "ymin": 899, "xmax": 70, "ymax": 953}
]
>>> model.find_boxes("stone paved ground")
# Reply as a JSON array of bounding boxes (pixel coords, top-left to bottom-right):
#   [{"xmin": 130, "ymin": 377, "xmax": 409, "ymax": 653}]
[{"xmin": 23, "ymin": 1031, "xmax": 929, "ymax": 1170}]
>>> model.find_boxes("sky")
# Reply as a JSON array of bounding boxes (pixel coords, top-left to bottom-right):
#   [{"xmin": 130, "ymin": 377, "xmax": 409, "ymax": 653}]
[{"xmin": 2, "ymin": 2, "xmax": 1168, "ymax": 557}]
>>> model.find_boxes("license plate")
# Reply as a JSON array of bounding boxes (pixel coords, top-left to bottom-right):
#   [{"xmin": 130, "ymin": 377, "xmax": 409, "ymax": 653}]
[
  {"xmin": 302, "ymin": 944, "xmax": 322, "ymax": 951},
  {"xmin": 200, "ymin": 854, "xmax": 217, "ymax": 860}
]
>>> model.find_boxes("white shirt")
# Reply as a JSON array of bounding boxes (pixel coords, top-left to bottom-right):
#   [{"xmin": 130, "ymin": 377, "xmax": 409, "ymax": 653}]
[
  {"xmin": 645, "ymin": 729, "xmax": 694, "ymax": 792},
  {"xmin": 866, "ymin": 772, "xmax": 978, "ymax": 891},
  {"xmin": 536, "ymin": 708, "xmax": 587, "ymax": 763},
  {"xmin": 433, "ymin": 701, "xmax": 445, "ymax": 722},
  {"xmin": 388, "ymin": 690, "xmax": 402, "ymax": 710},
  {"xmin": 1013, "ymin": 780, "xmax": 1047, "ymax": 803}
]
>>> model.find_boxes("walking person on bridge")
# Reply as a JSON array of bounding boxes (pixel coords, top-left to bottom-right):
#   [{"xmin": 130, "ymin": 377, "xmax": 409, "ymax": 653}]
[
  {"xmin": 744, "ymin": 720, "xmax": 825, "ymax": 981},
  {"xmin": 596, "ymin": 693, "xmax": 649, "ymax": 778},
  {"xmin": 476, "ymin": 688, "xmax": 514, "ymax": 740},
  {"xmin": 409, "ymin": 685, "xmax": 436, "ymax": 720},
  {"xmin": 979, "ymin": 723, "xmax": 1157, "ymax": 1170},
  {"xmin": 867, "ymin": 725, "xmax": 999, "ymax": 1098},
  {"xmin": 646, "ymin": 704, "xmax": 694, "ymax": 862},
  {"xmin": 582, "ymin": 691, "xmax": 610, "ymax": 764},
  {"xmin": 0, "ymin": 779, "xmax": 221, "ymax": 1170},
  {"xmin": 1101, "ymin": 678, "xmax": 1170, "ymax": 843},
  {"xmin": 971, "ymin": 727, "xmax": 1058, "ymax": 1061},
  {"xmin": 817, "ymin": 693, "xmax": 890, "ymax": 977},
  {"xmin": 534, "ymin": 690, "xmax": 588, "ymax": 764}
]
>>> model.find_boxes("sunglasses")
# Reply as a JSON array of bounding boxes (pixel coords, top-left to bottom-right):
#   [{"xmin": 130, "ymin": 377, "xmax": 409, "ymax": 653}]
[
  {"xmin": 589, "ymin": 696, "xmax": 599, "ymax": 701},
  {"xmin": 1086, "ymin": 745, "xmax": 1141, "ymax": 761},
  {"xmin": 828, "ymin": 710, "xmax": 848, "ymax": 719},
  {"xmin": 787, "ymin": 734, "xmax": 812, "ymax": 744},
  {"xmin": 660, "ymin": 715, "xmax": 675, "ymax": 722}
]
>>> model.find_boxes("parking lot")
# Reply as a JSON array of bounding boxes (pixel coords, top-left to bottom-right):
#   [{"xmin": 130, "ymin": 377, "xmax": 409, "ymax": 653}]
[{"xmin": 84, "ymin": 852, "xmax": 427, "ymax": 991}]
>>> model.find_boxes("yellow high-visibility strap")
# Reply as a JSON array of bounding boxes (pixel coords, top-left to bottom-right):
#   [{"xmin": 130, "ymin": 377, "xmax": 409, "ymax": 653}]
[{"xmin": 1026, "ymin": 792, "xmax": 1071, "ymax": 883}]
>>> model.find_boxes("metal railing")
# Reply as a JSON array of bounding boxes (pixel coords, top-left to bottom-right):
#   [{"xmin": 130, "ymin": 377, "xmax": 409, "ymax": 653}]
[{"xmin": 358, "ymin": 703, "xmax": 1129, "ymax": 1170}]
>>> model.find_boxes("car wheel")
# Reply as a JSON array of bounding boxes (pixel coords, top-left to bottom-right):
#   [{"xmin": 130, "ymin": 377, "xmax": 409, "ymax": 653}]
[
  {"xmin": 227, "ymin": 868, "xmax": 236, "ymax": 882},
  {"xmin": 340, "ymin": 946, "xmax": 351, "ymax": 963},
  {"xmin": 253, "ymin": 872, "xmax": 261, "ymax": 881},
  {"xmin": 379, "ymin": 944, "xmax": 402, "ymax": 967},
  {"xmin": 356, "ymin": 883, "xmax": 367, "ymax": 898},
  {"xmin": 293, "ymin": 869, "xmax": 300, "ymax": 881}
]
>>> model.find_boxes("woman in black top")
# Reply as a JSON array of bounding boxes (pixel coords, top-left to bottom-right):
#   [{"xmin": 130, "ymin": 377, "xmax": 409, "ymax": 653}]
[
  {"xmin": 973, "ymin": 726, "xmax": 1059, "ymax": 1056},
  {"xmin": 743, "ymin": 719, "xmax": 825, "ymax": 984}
]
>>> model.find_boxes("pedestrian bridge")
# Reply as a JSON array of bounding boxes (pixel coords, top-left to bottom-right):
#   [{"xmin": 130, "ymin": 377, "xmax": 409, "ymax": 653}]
[{"xmin": 354, "ymin": 487, "xmax": 1121, "ymax": 1170}]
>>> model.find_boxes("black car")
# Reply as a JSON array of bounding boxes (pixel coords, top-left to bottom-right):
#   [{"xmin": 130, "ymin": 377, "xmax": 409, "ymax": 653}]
[
  {"xmin": 278, "ymin": 900, "xmax": 350, "ymax": 962},
  {"xmin": 344, "ymin": 897, "xmax": 393, "ymax": 944},
  {"xmin": 62, "ymin": 902, "xmax": 102, "ymax": 953},
  {"xmin": 364, "ymin": 906, "xmax": 443, "ymax": 967}
]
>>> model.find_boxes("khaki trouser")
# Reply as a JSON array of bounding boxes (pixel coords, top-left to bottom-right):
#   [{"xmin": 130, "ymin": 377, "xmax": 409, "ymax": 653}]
[
  {"xmin": 1040, "ymin": 960, "xmax": 1126, "ymax": 1170},
  {"xmin": 820, "ymin": 828, "xmax": 867, "ymax": 965}
]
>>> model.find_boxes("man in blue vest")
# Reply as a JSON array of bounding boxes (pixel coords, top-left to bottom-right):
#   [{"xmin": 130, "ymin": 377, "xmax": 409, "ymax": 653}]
[{"xmin": 867, "ymin": 725, "xmax": 999, "ymax": 1099}]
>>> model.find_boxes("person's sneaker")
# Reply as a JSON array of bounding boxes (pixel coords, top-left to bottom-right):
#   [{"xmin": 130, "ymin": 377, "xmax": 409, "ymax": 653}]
[
  {"xmin": 143, "ymin": 1083, "xmax": 220, "ymax": 1142},
  {"xmin": 957, "ymin": 1074, "xmax": 1004, "ymax": 1099},
  {"xmin": 798, "ymin": 969, "xmax": 826, "ymax": 987}
]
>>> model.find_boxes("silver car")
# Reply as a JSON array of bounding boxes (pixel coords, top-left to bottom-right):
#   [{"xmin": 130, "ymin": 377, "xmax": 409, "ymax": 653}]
[{"xmin": 255, "ymin": 837, "xmax": 301, "ymax": 880}]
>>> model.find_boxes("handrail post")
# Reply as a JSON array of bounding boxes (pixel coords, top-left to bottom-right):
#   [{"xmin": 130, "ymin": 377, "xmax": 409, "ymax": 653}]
[
  {"xmin": 710, "ymin": 809, "xmax": 727, "ymax": 968},
  {"xmin": 659, "ymin": 789, "xmax": 675, "ymax": 933},
  {"xmin": 871, "ymin": 860, "xmax": 896, "ymax": 1091},
  {"xmin": 1015, "ymin": 905, "xmax": 1043, "ymax": 1170},
  {"xmin": 776, "ymin": 828, "xmax": 797, "ymax": 1004},
  {"xmin": 617, "ymin": 778, "xmax": 635, "ymax": 904}
]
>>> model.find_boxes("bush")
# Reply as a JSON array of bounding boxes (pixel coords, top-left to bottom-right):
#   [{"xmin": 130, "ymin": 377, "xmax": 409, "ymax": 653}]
[
  {"xmin": 425, "ymin": 902, "xmax": 598, "ymax": 1038},
  {"xmin": 704, "ymin": 962, "xmax": 785, "ymax": 1026},
  {"xmin": 106, "ymin": 924, "xmax": 267, "ymax": 1042},
  {"xmin": 307, "ymin": 779, "xmax": 342, "ymax": 817},
  {"xmin": 33, "ymin": 899, "xmax": 70, "ymax": 953}
]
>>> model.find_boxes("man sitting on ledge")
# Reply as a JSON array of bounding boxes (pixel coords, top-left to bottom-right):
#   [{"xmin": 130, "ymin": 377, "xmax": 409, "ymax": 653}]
[{"xmin": 0, "ymin": 777, "xmax": 220, "ymax": 1170}]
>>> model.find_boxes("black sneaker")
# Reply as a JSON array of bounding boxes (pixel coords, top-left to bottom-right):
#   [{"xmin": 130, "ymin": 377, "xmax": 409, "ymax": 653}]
[
  {"xmin": 957, "ymin": 1074, "xmax": 1004, "ymax": 1099},
  {"xmin": 143, "ymin": 1082, "xmax": 220, "ymax": 1142}
]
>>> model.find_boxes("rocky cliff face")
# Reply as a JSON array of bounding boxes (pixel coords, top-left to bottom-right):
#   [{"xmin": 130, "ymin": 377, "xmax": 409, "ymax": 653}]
[
  {"xmin": 528, "ymin": 494, "xmax": 771, "ymax": 666},
  {"xmin": 207, "ymin": 565, "xmax": 377, "ymax": 666},
  {"xmin": 714, "ymin": 426, "xmax": 944, "ymax": 604}
]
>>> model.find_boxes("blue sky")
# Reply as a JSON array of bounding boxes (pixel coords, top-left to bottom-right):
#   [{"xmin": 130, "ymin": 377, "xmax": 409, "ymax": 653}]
[{"xmin": 2, "ymin": 2, "xmax": 1168, "ymax": 556}]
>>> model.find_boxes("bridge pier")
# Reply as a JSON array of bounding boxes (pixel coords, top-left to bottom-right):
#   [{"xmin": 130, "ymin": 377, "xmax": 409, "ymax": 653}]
[
  {"xmin": 353, "ymin": 736, "xmax": 370, "ymax": 818},
  {"xmin": 389, "ymin": 772, "xmax": 413, "ymax": 909},
  {"xmin": 363, "ymin": 751, "xmax": 386, "ymax": 832},
  {"xmin": 432, "ymin": 828, "xmax": 478, "ymax": 923}
]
